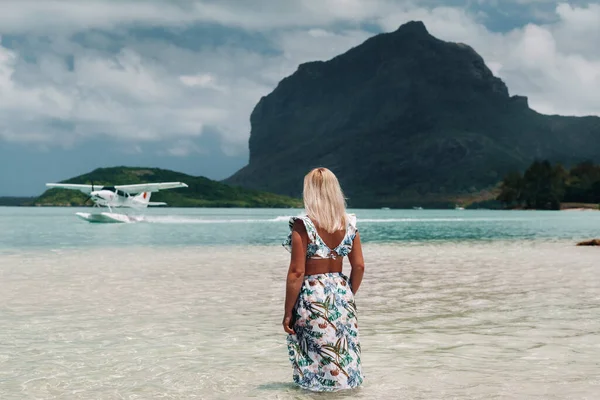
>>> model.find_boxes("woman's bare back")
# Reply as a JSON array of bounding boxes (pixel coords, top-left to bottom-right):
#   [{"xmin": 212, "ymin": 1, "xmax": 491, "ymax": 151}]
[{"xmin": 303, "ymin": 218, "xmax": 346, "ymax": 275}]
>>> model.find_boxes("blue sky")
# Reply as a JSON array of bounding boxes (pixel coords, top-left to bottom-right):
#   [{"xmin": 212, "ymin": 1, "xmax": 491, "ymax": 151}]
[{"xmin": 0, "ymin": 0, "xmax": 599, "ymax": 196}]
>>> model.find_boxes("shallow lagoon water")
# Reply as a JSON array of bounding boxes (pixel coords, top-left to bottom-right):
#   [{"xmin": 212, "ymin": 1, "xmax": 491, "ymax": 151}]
[
  {"xmin": 0, "ymin": 208, "xmax": 598, "ymax": 399},
  {"xmin": 1, "ymin": 207, "xmax": 600, "ymax": 251}
]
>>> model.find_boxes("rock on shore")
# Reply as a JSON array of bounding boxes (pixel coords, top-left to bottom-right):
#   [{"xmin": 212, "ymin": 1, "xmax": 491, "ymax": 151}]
[{"xmin": 576, "ymin": 239, "xmax": 600, "ymax": 246}]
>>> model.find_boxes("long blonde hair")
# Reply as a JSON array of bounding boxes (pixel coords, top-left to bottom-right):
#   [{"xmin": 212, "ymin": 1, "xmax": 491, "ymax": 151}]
[{"xmin": 303, "ymin": 167, "xmax": 347, "ymax": 233}]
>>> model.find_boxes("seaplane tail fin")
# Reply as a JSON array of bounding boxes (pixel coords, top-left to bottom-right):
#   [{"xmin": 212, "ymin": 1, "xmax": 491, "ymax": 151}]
[
  {"xmin": 133, "ymin": 191, "xmax": 151, "ymax": 207},
  {"xmin": 133, "ymin": 191, "xmax": 167, "ymax": 207}
]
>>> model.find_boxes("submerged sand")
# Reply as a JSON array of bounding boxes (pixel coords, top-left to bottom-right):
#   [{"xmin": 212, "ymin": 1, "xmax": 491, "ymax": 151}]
[{"xmin": 0, "ymin": 242, "xmax": 598, "ymax": 399}]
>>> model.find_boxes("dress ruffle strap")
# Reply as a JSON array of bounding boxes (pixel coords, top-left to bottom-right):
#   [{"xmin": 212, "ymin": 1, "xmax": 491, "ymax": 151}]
[
  {"xmin": 282, "ymin": 214, "xmax": 358, "ymax": 258},
  {"xmin": 283, "ymin": 216, "xmax": 316, "ymax": 253}
]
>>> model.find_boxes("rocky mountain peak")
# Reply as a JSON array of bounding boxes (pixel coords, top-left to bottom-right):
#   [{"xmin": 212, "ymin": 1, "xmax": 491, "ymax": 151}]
[{"xmin": 226, "ymin": 21, "xmax": 600, "ymax": 207}]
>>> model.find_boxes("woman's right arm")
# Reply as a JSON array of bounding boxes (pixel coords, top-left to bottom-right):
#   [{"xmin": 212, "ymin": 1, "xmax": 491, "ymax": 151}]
[{"xmin": 347, "ymin": 232, "xmax": 365, "ymax": 294}]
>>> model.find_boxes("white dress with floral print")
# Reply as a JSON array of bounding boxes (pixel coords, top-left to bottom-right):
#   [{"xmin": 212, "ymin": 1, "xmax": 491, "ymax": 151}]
[{"xmin": 283, "ymin": 215, "xmax": 364, "ymax": 391}]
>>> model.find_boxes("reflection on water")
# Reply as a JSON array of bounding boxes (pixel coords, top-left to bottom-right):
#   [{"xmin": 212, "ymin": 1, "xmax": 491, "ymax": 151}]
[{"xmin": 0, "ymin": 242, "xmax": 598, "ymax": 399}]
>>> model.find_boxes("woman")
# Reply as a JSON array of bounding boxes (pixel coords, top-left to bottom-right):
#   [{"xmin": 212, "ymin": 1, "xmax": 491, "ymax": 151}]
[{"xmin": 282, "ymin": 167, "xmax": 365, "ymax": 391}]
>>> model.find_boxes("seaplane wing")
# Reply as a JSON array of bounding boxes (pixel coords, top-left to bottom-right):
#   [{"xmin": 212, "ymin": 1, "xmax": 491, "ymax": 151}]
[
  {"xmin": 45, "ymin": 183, "xmax": 103, "ymax": 194},
  {"xmin": 114, "ymin": 182, "xmax": 188, "ymax": 194}
]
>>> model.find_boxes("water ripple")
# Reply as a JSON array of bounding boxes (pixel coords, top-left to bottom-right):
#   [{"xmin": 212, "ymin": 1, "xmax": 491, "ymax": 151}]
[{"xmin": 0, "ymin": 242, "xmax": 598, "ymax": 399}]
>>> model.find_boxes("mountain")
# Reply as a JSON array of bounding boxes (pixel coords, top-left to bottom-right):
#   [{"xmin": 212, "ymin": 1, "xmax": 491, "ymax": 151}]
[
  {"xmin": 225, "ymin": 21, "xmax": 600, "ymax": 208},
  {"xmin": 34, "ymin": 167, "xmax": 301, "ymax": 208}
]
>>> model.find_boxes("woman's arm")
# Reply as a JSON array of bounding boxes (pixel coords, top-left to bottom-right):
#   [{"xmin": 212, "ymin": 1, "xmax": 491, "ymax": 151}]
[
  {"xmin": 347, "ymin": 232, "xmax": 365, "ymax": 294},
  {"xmin": 282, "ymin": 220, "xmax": 307, "ymax": 334}
]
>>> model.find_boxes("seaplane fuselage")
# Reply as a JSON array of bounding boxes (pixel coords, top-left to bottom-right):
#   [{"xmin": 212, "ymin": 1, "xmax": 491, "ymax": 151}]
[{"xmin": 88, "ymin": 188, "xmax": 151, "ymax": 209}]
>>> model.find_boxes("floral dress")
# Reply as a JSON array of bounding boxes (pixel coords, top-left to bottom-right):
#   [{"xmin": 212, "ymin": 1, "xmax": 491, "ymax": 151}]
[{"xmin": 282, "ymin": 214, "xmax": 364, "ymax": 391}]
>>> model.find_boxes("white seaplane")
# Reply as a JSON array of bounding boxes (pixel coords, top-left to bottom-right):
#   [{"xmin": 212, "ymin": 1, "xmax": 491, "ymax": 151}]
[{"xmin": 45, "ymin": 181, "xmax": 188, "ymax": 223}]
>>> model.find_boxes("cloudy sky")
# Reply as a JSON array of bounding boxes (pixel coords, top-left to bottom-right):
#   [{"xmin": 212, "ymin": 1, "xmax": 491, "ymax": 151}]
[{"xmin": 0, "ymin": 0, "xmax": 599, "ymax": 195}]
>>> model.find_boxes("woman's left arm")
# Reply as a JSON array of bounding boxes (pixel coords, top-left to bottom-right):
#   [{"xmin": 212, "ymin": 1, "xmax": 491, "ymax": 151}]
[{"xmin": 282, "ymin": 220, "xmax": 307, "ymax": 334}]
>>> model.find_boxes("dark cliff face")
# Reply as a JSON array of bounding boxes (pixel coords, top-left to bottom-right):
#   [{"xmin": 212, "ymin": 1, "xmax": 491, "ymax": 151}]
[{"xmin": 226, "ymin": 21, "xmax": 600, "ymax": 206}]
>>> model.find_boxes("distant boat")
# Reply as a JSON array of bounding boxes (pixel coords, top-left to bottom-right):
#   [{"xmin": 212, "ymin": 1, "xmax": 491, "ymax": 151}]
[
  {"xmin": 455, "ymin": 205, "xmax": 465, "ymax": 210},
  {"xmin": 413, "ymin": 206, "xmax": 423, "ymax": 210},
  {"xmin": 381, "ymin": 207, "xmax": 390, "ymax": 210}
]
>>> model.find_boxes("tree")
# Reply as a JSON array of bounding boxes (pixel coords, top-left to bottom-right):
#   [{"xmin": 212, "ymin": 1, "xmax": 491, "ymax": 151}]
[
  {"xmin": 499, "ymin": 160, "xmax": 600, "ymax": 209},
  {"xmin": 497, "ymin": 171, "xmax": 524, "ymax": 207},
  {"xmin": 521, "ymin": 160, "xmax": 565, "ymax": 210},
  {"xmin": 589, "ymin": 181, "xmax": 600, "ymax": 204},
  {"xmin": 564, "ymin": 160, "xmax": 600, "ymax": 203}
]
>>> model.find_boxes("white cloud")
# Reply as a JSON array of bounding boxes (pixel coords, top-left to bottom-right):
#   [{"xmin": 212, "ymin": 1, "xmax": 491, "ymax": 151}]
[
  {"xmin": 0, "ymin": 15, "xmax": 373, "ymax": 151},
  {"xmin": 179, "ymin": 74, "xmax": 226, "ymax": 92},
  {"xmin": 552, "ymin": 3, "xmax": 600, "ymax": 54},
  {"xmin": 0, "ymin": 0, "xmax": 401, "ymax": 33},
  {"xmin": 374, "ymin": 2, "xmax": 600, "ymax": 116},
  {"xmin": 0, "ymin": 1, "xmax": 196, "ymax": 34},
  {"xmin": 161, "ymin": 139, "xmax": 207, "ymax": 157},
  {"xmin": 275, "ymin": 29, "xmax": 371, "ymax": 69},
  {"xmin": 0, "ymin": 0, "xmax": 598, "ymax": 155},
  {"xmin": 0, "ymin": 42, "xmax": 226, "ymax": 145}
]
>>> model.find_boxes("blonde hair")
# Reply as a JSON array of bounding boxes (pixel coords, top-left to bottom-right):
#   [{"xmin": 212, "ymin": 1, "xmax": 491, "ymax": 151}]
[{"xmin": 303, "ymin": 167, "xmax": 347, "ymax": 233}]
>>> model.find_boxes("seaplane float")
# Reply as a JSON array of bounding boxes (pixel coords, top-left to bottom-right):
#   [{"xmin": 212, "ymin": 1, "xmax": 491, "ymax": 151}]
[{"xmin": 45, "ymin": 181, "xmax": 188, "ymax": 223}]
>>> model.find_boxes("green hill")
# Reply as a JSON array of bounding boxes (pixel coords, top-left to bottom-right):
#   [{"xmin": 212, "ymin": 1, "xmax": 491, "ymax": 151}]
[{"xmin": 35, "ymin": 167, "xmax": 302, "ymax": 208}]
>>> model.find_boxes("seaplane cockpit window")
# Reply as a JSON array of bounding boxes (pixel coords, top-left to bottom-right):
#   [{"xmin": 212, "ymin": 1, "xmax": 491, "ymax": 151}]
[{"xmin": 116, "ymin": 190, "xmax": 129, "ymax": 197}]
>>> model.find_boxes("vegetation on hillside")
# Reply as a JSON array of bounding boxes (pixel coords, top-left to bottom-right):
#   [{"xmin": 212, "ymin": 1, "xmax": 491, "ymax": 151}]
[
  {"xmin": 34, "ymin": 167, "xmax": 302, "ymax": 208},
  {"xmin": 497, "ymin": 160, "xmax": 600, "ymax": 210},
  {"xmin": 0, "ymin": 197, "xmax": 36, "ymax": 206}
]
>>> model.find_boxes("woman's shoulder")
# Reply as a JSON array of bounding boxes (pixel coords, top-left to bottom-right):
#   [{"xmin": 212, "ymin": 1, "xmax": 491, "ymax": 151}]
[
  {"xmin": 283, "ymin": 215, "xmax": 309, "ymax": 253},
  {"xmin": 288, "ymin": 215, "xmax": 317, "ymax": 237},
  {"xmin": 288, "ymin": 216, "xmax": 306, "ymax": 232},
  {"xmin": 288, "ymin": 215, "xmax": 310, "ymax": 228}
]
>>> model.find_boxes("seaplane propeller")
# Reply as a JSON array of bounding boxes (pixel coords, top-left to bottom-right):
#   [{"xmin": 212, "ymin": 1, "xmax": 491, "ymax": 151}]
[{"xmin": 83, "ymin": 181, "xmax": 96, "ymax": 207}]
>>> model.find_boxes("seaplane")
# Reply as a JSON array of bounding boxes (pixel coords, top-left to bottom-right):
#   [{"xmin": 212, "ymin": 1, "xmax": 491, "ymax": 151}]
[{"xmin": 45, "ymin": 181, "xmax": 188, "ymax": 223}]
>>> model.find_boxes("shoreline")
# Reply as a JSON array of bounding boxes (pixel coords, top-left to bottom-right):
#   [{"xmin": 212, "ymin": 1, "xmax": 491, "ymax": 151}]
[{"xmin": 561, "ymin": 203, "xmax": 599, "ymax": 211}]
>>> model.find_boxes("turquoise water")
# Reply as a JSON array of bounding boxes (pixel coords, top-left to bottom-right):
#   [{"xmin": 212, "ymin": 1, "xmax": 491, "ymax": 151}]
[
  {"xmin": 1, "ymin": 207, "xmax": 599, "ymax": 399},
  {"xmin": 1, "ymin": 207, "xmax": 599, "ymax": 250}
]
